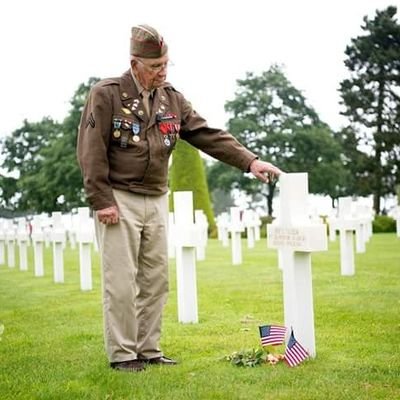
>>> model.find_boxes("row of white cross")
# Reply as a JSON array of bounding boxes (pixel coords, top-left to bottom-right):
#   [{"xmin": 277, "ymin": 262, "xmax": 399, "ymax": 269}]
[
  {"xmin": 171, "ymin": 174, "xmax": 386, "ymax": 359},
  {"xmin": 328, "ymin": 198, "xmax": 373, "ymax": 275},
  {"xmin": 166, "ymin": 175, "xmax": 380, "ymax": 359},
  {"xmin": 1, "ymin": 173, "xmax": 397, "ymax": 360},
  {"xmin": 215, "ymin": 194, "xmax": 375, "ymax": 277},
  {"xmin": 0, "ymin": 208, "xmax": 96, "ymax": 290},
  {"xmin": 216, "ymin": 208, "xmax": 262, "ymax": 264}
]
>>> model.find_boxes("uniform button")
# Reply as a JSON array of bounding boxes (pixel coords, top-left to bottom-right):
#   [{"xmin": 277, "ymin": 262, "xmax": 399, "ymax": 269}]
[{"xmin": 122, "ymin": 92, "xmax": 128, "ymax": 98}]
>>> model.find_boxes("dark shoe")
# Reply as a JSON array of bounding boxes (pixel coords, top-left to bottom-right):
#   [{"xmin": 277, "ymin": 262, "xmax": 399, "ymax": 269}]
[
  {"xmin": 110, "ymin": 359, "xmax": 146, "ymax": 372},
  {"xmin": 140, "ymin": 356, "xmax": 177, "ymax": 365}
]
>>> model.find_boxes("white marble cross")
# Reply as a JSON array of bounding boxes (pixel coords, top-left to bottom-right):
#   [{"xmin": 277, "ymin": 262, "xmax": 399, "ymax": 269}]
[
  {"xmin": 67, "ymin": 213, "xmax": 78, "ymax": 250},
  {"xmin": 5, "ymin": 220, "xmax": 16, "ymax": 268},
  {"xmin": 17, "ymin": 218, "xmax": 29, "ymax": 271},
  {"xmin": 328, "ymin": 214, "xmax": 338, "ymax": 242},
  {"xmin": 267, "ymin": 173, "xmax": 328, "ymax": 358},
  {"xmin": 51, "ymin": 212, "xmax": 66, "ymax": 283},
  {"xmin": 77, "ymin": 207, "xmax": 93, "ymax": 291},
  {"xmin": 0, "ymin": 219, "xmax": 6, "ymax": 265},
  {"xmin": 230, "ymin": 207, "xmax": 244, "ymax": 265},
  {"xmin": 329, "ymin": 201, "xmax": 371, "ymax": 255},
  {"xmin": 194, "ymin": 209, "xmax": 208, "ymax": 261},
  {"xmin": 43, "ymin": 220, "xmax": 52, "ymax": 249},
  {"xmin": 254, "ymin": 213, "xmax": 262, "ymax": 241},
  {"xmin": 242, "ymin": 209, "xmax": 257, "ymax": 249},
  {"xmin": 173, "ymin": 191, "xmax": 201, "ymax": 323},
  {"xmin": 352, "ymin": 204, "xmax": 372, "ymax": 253},
  {"xmin": 336, "ymin": 197, "xmax": 361, "ymax": 276},
  {"xmin": 216, "ymin": 212, "xmax": 230, "ymax": 247},
  {"xmin": 31, "ymin": 215, "xmax": 45, "ymax": 277}
]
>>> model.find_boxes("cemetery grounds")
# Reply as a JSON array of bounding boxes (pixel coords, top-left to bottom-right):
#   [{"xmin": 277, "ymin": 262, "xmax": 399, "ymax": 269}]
[{"xmin": 0, "ymin": 234, "xmax": 399, "ymax": 399}]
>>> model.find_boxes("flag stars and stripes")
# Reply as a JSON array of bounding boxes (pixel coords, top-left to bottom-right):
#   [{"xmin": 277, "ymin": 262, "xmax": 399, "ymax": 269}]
[
  {"xmin": 284, "ymin": 330, "xmax": 309, "ymax": 367},
  {"xmin": 259, "ymin": 324, "xmax": 287, "ymax": 347}
]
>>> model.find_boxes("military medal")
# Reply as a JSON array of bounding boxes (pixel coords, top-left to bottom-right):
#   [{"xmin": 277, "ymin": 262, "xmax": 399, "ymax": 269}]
[
  {"xmin": 132, "ymin": 123, "xmax": 140, "ymax": 134},
  {"xmin": 122, "ymin": 120, "xmax": 131, "ymax": 130},
  {"xmin": 156, "ymin": 112, "xmax": 180, "ymax": 147},
  {"xmin": 132, "ymin": 122, "xmax": 140, "ymax": 142},
  {"xmin": 113, "ymin": 118, "xmax": 122, "ymax": 139},
  {"xmin": 121, "ymin": 107, "xmax": 132, "ymax": 115}
]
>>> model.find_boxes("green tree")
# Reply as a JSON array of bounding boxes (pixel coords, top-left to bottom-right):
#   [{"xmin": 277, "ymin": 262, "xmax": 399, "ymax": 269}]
[
  {"xmin": 285, "ymin": 126, "xmax": 348, "ymax": 206},
  {"xmin": 209, "ymin": 64, "xmax": 345, "ymax": 215},
  {"xmin": 37, "ymin": 77, "xmax": 100, "ymax": 212},
  {"xmin": 339, "ymin": 6, "xmax": 400, "ymax": 214},
  {"xmin": 208, "ymin": 187, "xmax": 235, "ymax": 216},
  {"xmin": 332, "ymin": 126, "xmax": 372, "ymax": 200},
  {"xmin": 0, "ymin": 117, "xmax": 62, "ymax": 213},
  {"xmin": 169, "ymin": 140, "xmax": 216, "ymax": 233},
  {"xmin": 204, "ymin": 158, "xmax": 236, "ymax": 216},
  {"xmin": 0, "ymin": 78, "xmax": 98, "ymax": 214},
  {"xmin": 0, "ymin": 174, "xmax": 19, "ymax": 212},
  {"xmin": 206, "ymin": 159, "xmax": 255, "ymax": 212}
]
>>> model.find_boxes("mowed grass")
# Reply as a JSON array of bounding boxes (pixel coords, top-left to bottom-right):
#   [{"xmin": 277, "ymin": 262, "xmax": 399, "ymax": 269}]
[{"xmin": 0, "ymin": 234, "xmax": 399, "ymax": 400}]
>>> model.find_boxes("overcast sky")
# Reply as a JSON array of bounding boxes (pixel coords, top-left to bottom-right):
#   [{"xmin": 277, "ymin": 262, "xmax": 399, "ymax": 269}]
[{"xmin": 0, "ymin": 0, "xmax": 397, "ymax": 140}]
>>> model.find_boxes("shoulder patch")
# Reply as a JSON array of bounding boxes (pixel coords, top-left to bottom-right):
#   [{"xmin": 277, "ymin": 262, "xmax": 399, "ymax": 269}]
[{"xmin": 85, "ymin": 112, "xmax": 96, "ymax": 128}]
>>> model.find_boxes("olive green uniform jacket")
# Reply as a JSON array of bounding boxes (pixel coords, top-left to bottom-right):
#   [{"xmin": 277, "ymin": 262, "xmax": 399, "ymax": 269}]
[{"xmin": 77, "ymin": 70, "xmax": 257, "ymax": 210}]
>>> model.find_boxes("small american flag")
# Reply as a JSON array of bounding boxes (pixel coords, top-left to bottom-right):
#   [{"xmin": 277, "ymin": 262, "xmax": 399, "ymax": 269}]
[
  {"xmin": 259, "ymin": 324, "xmax": 287, "ymax": 346},
  {"xmin": 284, "ymin": 330, "xmax": 309, "ymax": 367}
]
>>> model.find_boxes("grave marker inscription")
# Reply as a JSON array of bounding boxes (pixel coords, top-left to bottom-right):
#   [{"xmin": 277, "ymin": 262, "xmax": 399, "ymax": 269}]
[{"xmin": 267, "ymin": 173, "xmax": 327, "ymax": 358}]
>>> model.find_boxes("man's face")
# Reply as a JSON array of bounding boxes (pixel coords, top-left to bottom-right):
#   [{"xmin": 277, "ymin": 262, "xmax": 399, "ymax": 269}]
[{"xmin": 131, "ymin": 54, "xmax": 169, "ymax": 90}]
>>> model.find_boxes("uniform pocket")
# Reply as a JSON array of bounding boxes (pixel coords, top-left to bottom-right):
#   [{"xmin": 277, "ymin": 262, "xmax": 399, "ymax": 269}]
[
  {"xmin": 108, "ymin": 114, "xmax": 149, "ymax": 183},
  {"xmin": 108, "ymin": 143, "xmax": 149, "ymax": 183}
]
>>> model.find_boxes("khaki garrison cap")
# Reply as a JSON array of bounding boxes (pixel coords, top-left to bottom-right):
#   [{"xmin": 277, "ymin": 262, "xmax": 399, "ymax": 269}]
[{"xmin": 130, "ymin": 24, "xmax": 168, "ymax": 58}]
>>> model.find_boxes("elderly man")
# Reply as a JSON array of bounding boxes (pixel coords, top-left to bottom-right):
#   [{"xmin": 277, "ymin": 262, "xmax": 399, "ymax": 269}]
[{"xmin": 77, "ymin": 24, "xmax": 282, "ymax": 372}]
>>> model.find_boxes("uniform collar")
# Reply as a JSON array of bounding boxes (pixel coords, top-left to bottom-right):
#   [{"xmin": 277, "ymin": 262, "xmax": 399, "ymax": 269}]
[
  {"xmin": 130, "ymin": 69, "xmax": 156, "ymax": 99},
  {"xmin": 119, "ymin": 70, "xmax": 172, "ymax": 126}
]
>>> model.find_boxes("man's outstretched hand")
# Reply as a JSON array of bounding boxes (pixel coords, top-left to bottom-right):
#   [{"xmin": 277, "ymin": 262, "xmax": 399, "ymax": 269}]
[{"xmin": 249, "ymin": 159, "xmax": 283, "ymax": 183}]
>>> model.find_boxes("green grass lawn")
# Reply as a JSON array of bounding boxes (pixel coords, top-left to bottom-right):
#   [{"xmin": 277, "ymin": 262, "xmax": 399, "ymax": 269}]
[{"xmin": 0, "ymin": 234, "xmax": 399, "ymax": 400}]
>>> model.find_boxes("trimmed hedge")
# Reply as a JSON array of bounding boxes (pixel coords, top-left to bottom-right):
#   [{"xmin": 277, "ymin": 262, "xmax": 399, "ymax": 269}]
[
  {"xmin": 372, "ymin": 215, "xmax": 396, "ymax": 233},
  {"xmin": 169, "ymin": 140, "xmax": 216, "ymax": 235}
]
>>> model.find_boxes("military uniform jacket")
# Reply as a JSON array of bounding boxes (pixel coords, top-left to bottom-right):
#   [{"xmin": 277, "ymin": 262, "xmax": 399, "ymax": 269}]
[{"xmin": 77, "ymin": 70, "xmax": 257, "ymax": 210}]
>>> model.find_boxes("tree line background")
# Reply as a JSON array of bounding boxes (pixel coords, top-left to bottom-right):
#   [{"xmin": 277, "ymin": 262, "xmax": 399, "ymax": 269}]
[{"xmin": 1, "ymin": 7, "xmax": 399, "ymax": 229}]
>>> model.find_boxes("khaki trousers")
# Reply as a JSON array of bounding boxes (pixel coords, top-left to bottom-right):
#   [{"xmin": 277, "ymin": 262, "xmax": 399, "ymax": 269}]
[{"xmin": 95, "ymin": 189, "xmax": 169, "ymax": 362}]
